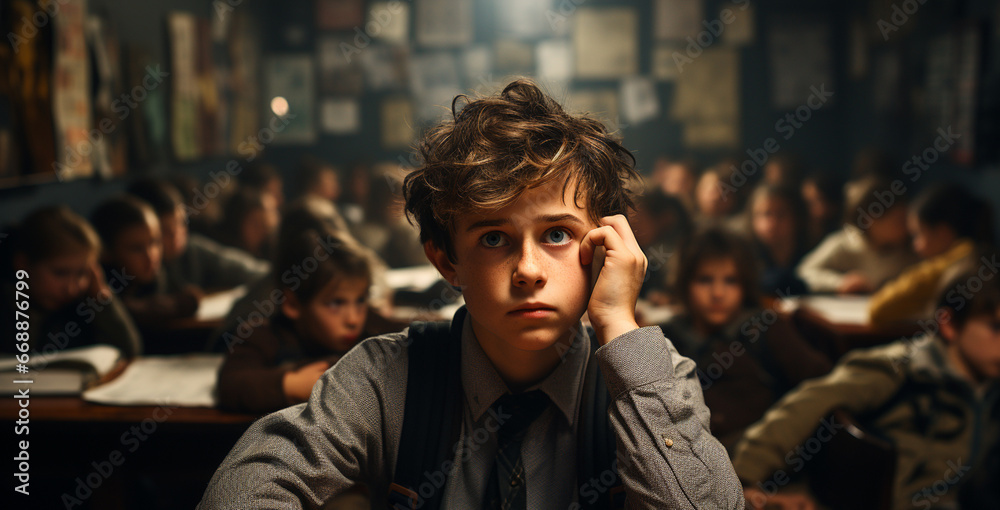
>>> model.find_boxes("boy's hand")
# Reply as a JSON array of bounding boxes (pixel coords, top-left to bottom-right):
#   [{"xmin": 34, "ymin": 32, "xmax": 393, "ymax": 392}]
[
  {"xmin": 837, "ymin": 272, "xmax": 873, "ymax": 294},
  {"xmin": 282, "ymin": 361, "xmax": 331, "ymax": 404},
  {"xmin": 580, "ymin": 215, "xmax": 647, "ymax": 345}
]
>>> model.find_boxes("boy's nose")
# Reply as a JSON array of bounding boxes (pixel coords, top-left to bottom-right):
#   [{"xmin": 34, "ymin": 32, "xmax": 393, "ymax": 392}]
[{"xmin": 512, "ymin": 242, "xmax": 545, "ymax": 287}]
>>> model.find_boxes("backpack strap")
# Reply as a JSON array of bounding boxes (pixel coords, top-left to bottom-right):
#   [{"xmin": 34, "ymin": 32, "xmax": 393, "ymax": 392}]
[
  {"xmin": 387, "ymin": 307, "xmax": 466, "ymax": 510},
  {"xmin": 577, "ymin": 328, "xmax": 626, "ymax": 510}
]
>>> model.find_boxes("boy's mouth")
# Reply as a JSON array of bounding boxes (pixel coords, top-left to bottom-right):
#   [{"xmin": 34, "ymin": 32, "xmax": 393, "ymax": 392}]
[{"xmin": 508, "ymin": 303, "xmax": 557, "ymax": 318}]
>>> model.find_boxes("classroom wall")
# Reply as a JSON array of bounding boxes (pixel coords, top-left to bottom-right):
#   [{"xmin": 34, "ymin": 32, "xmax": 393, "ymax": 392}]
[{"xmin": 2, "ymin": 0, "xmax": 999, "ymax": 232}]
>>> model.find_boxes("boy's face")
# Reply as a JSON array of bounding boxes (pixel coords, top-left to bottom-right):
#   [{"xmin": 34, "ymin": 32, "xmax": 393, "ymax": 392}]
[
  {"xmin": 110, "ymin": 217, "xmax": 163, "ymax": 284},
  {"xmin": 430, "ymin": 178, "xmax": 597, "ymax": 353},
  {"xmin": 908, "ymin": 213, "xmax": 955, "ymax": 259},
  {"xmin": 867, "ymin": 205, "xmax": 909, "ymax": 250},
  {"xmin": 29, "ymin": 251, "xmax": 95, "ymax": 311},
  {"xmin": 949, "ymin": 311, "xmax": 1000, "ymax": 384},
  {"xmin": 689, "ymin": 257, "xmax": 743, "ymax": 329},
  {"xmin": 752, "ymin": 196, "xmax": 794, "ymax": 246},
  {"xmin": 286, "ymin": 277, "xmax": 369, "ymax": 354},
  {"xmin": 159, "ymin": 206, "xmax": 189, "ymax": 261}
]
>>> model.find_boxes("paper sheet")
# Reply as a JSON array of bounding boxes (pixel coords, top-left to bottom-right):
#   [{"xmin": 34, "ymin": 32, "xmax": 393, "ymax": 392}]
[
  {"xmin": 318, "ymin": 35, "xmax": 364, "ymax": 95},
  {"xmin": 620, "ymin": 77, "xmax": 660, "ymax": 124},
  {"xmin": 573, "ymin": 8, "xmax": 638, "ymax": 79},
  {"xmin": 671, "ymin": 47, "xmax": 739, "ymax": 148},
  {"xmin": 652, "ymin": 44, "xmax": 684, "ymax": 81},
  {"xmin": 536, "ymin": 40, "xmax": 573, "ymax": 86},
  {"xmin": 494, "ymin": 39, "xmax": 534, "ymax": 73},
  {"xmin": 385, "ymin": 264, "xmax": 445, "ymax": 291},
  {"xmin": 416, "ymin": 0, "xmax": 473, "ymax": 47},
  {"xmin": 368, "ymin": 1, "xmax": 409, "ymax": 43},
  {"xmin": 565, "ymin": 89, "xmax": 621, "ymax": 132},
  {"xmin": 83, "ymin": 354, "xmax": 225, "ymax": 407},
  {"xmin": 495, "ymin": 0, "xmax": 552, "ymax": 39},
  {"xmin": 801, "ymin": 295, "xmax": 873, "ymax": 326},
  {"xmin": 722, "ymin": 3, "xmax": 755, "ymax": 45},
  {"xmin": 381, "ymin": 97, "xmax": 415, "ymax": 148},
  {"xmin": 360, "ymin": 45, "xmax": 409, "ymax": 91},
  {"xmin": 654, "ymin": 0, "xmax": 703, "ymax": 40},
  {"xmin": 321, "ymin": 98, "xmax": 361, "ymax": 134},
  {"xmin": 195, "ymin": 285, "xmax": 248, "ymax": 321}
]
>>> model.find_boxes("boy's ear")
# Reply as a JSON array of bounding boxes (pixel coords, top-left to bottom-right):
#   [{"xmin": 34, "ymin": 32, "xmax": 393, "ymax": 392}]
[
  {"xmin": 424, "ymin": 241, "xmax": 459, "ymax": 286},
  {"xmin": 282, "ymin": 289, "xmax": 302, "ymax": 320}
]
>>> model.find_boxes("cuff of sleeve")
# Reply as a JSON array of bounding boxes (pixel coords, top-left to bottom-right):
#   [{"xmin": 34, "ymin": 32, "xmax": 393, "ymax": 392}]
[{"xmin": 595, "ymin": 326, "xmax": 672, "ymax": 399}]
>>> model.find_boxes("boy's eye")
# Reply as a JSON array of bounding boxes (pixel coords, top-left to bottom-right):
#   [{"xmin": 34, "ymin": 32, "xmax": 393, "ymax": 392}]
[
  {"xmin": 544, "ymin": 228, "xmax": 571, "ymax": 245},
  {"xmin": 480, "ymin": 232, "xmax": 508, "ymax": 248}
]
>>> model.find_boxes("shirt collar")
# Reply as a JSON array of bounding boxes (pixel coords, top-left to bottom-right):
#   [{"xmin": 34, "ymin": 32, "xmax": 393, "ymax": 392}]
[{"xmin": 460, "ymin": 313, "xmax": 589, "ymax": 426}]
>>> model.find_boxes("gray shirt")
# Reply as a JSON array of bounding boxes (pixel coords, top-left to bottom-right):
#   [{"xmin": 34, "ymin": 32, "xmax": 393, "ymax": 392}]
[{"xmin": 198, "ymin": 313, "xmax": 744, "ymax": 509}]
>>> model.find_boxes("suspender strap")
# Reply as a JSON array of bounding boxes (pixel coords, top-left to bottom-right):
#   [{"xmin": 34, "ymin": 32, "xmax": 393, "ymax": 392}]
[
  {"xmin": 576, "ymin": 329, "xmax": 625, "ymax": 510},
  {"xmin": 387, "ymin": 307, "xmax": 466, "ymax": 510}
]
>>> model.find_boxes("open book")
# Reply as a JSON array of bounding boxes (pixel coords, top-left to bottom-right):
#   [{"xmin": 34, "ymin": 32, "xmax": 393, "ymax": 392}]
[{"xmin": 0, "ymin": 344, "xmax": 124, "ymax": 395}]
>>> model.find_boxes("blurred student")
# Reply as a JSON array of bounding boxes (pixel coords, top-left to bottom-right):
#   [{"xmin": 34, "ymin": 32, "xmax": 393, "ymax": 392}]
[
  {"xmin": 169, "ymin": 173, "xmax": 225, "ymax": 236},
  {"xmin": 800, "ymin": 171, "xmax": 844, "ymax": 250},
  {"xmin": 735, "ymin": 268, "xmax": 1000, "ymax": 510},
  {"xmin": 1, "ymin": 207, "xmax": 141, "ymax": 357},
  {"xmin": 762, "ymin": 153, "xmax": 804, "ymax": 190},
  {"xmin": 652, "ymin": 157, "xmax": 698, "ymax": 211},
  {"xmin": 660, "ymin": 227, "xmax": 831, "ymax": 452},
  {"xmin": 351, "ymin": 169, "xmax": 426, "ymax": 268},
  {"xmin": 127, "ymin": 177, "xmax": 269, "ymax": 292},
  {"xmin": 630, "ymin": 187, "xmax": 692, "ymax": 303},
  {"xmin": 695, "ymin": 165, "xmax": 740, "ymax": 227},
  {"xmin": 242, "ymin": 161, "xmax": 285, "ymax": 208},
  {"xmin": 207, "ymin": 196, "xmax": 396, "ymax": 352},
  {"xmin": 746, "ymin": 184, "xmax": 808, "ymax": 295},
  {"xmin": 298, "ymin": 155, "xmax": 342, "ymax": 203},
  {"xmin": 796, "ymin": 177, "xmax": 917, "ymax": 294},
  {"xmin": 91, "ymin": 196, "xmax": 202, "ymax": 330},
  {"xmin": 216, "ymin": 230, "xmax": 374, "ymax": 414},
  {"xmin": 219, "ymin": 187, "xmax": 280, "ymax": 260},
  {"xmin": 868, "ymin": 184, "xmax": 993, "ymax": 326}
]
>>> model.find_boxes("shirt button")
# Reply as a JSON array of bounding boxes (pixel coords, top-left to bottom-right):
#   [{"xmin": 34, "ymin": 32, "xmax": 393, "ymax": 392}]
[
  {"xmin": 662, "ymin": 435, "xmax": 674, "ymax": 447},
  {"xmin": 511, "ymin": 478, "xmax": 520, "ymax": 487}
]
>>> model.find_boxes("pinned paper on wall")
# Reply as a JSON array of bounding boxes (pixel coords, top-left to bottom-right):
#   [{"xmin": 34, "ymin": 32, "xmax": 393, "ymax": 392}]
[
  {"xmin": 167, "ymin": 11, "xmax": 199, "ymax": 162},
  {"xmin": 318, "ymin": 35, "xmax": 365, "ymax": 95},
  {"xmin": 652, "ymin": 44, "xmax": 685, "ymax": 81},
  {"xmin": 381, "ymin": 97, "xmax": 415, "ymax": 148},
  {"xmin": 494, "ymin": 39, "xmax": 535, "ymax": 74},
  {"xmin": 565, "ymin": 89, "xmax": 622, "ymax": 132},
  {"xmin": 722, "ymin": 3, "xmax": 755, "ymax": 45},
  {"xmin": 654, "ymin": 0, "xmax": 703, "ymax": 40},
  {"xmin": 768, "ymin": 18, "xmax": 832, "ymax": 109},
  {"xmin": 574, "ymin": 8, "xmax": 638, "ymax": 79},
  {"xmin": 321, "ymin": 98, "xmax": 360, "ymax": 134},
  {"xmin": 360, "ymin": 45, "xmax": 409, "ymax": 91},
  {"xmin": 410, "ymin": 52, "xmax": 462, "ymax": 122},
  {"xmin": 671, "ymin": 48, "xmax": 739, "ymax": 148},
  {"xmin": 620, "ymin": 77, "xmax": 660, "ymax": 124},
  {"xmin": 462, "ymin": 46, "xmax": 494, "ymax": 91},
  {"xmin": 416, "ymin": 0, "xmax": 473, "ymax": 47},
  {"xmin": 537, "ymin": 40, "xmax": 574, "ymax": 86},
  {"xmin": 264, "ymin": 56, "xmax": 316, "ymax": 144},
  {"xmin": 368, "ymin": 1, "xmax": 409, "ymax": 44},
  {"xmin": 495, "ymin": 0, "xmax": 552, "ymax": 39}
]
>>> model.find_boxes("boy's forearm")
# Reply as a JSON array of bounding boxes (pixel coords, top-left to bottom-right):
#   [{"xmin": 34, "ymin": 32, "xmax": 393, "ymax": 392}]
[{"xmin": 597, "ymin": 327, "xmax": 745, "ymax": 509}]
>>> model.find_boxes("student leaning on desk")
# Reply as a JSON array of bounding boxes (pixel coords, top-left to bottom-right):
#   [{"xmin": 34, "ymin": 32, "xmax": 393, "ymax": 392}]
[{"xmin": 199, "ymin": 80, "xmax": 744, "ymax": 509}]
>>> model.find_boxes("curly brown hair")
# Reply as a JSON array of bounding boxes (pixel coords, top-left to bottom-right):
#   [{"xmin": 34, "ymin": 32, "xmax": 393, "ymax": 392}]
[
  {"xmin": 402, "ymin": 79, "xmax": 639, "ymax": 261},
  {"xmin": 672, "ymin": 226, "xmax": 761, "ymax": 313}
]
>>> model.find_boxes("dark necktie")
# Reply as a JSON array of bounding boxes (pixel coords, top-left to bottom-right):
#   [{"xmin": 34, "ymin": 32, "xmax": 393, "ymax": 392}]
[{"xmin": 483, "ymin": 390, "xmax": 549, "ymax": 510}]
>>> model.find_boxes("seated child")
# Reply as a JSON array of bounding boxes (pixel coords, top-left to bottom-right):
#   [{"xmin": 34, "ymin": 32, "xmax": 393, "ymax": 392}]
[
  {"xmin": 218, "ymin": 187, "xmax": 280, "ymax": 259},
  {"xmin": 694, "ymin": 164, "xmax": 740, "ymax": 227},
  {"xmin": 297, "ymin": 155, "xmax": 342, "ymax": 203},
  {"xmin": 199, "ymin": 80, "xmax": 744, "ymax": 509},
  {"xmin": 734, "ymin": 267, "xmax": 1000, "ymax": 510},
  {"xmin": 869, "ymin": 183, "xmax": 993, "ymax": 326},
  {"xmin": 746, "ymin": 184, "xmax": 808, "ymax": 295},
  {"xmin": 797, "ymin": 177, "xmax": 918, "ymax": 294},
  {"xmin": 800, "ymin": 171, "xmax": 844, "ymax": 250},
  {"xmin": 127, "ymin": 177, "xmax": 269, "ymax": 291},
  {"xmin": 652, "ymin": 157, "xmax": 697, "ymax": 212},
  {"xmin": 1, "ymin": 207, "xmax": 141, "ymax": 357},
  {"xmin": 661, "ymin": 227, "xmax": 831, "ymax": 451},
  {"xmin": 629, "ymin": 186, "xmax": 692, "ymax": 303},
  {"xmin": 216, "ymin": 230, "xmax": 373, "ymax": 414},
  {"xmin": 242, "ymin": 161, "xmax": 285, "ymax": 208},
  {"xmin": 90, "ymin": 196, "xmax": 201, "ymax": 331}
]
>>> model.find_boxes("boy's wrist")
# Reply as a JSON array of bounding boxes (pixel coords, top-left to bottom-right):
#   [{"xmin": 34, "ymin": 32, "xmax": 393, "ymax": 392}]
[{"xmin": 594, "ymin": 318, "xmax": 640, "ymax": 345}]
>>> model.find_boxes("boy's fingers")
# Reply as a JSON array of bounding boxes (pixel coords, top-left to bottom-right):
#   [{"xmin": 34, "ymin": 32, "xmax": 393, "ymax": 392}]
[
  {"xmin": 599, "ymin": 214, "xmax": 647, "ymax": 271},
  {"xmin": 580, "ymin": 225, "xmax": 624, "ymax": 265}
]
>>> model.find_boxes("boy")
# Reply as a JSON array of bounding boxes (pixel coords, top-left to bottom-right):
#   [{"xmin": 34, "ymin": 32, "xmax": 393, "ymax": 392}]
[
  {"xmin": 216, "ymin": 229, "xmax": 373, "ymax": 414},
  {"xmin": 199, "ymin": 80, "xmax": 743, "ymax": 508},
  {"xmin": 735, "ymin": 265, "xmax": 1000, "ymax": 509},
  {"xmin": 127, "ymin": 177, "xmax": 270, "ymax": 291}
]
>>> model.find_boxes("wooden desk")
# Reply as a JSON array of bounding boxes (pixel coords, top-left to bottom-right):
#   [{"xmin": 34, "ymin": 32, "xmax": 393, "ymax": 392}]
[
  {"xmin": 791, "ymin": 299, "xmax": 923, "ymax": 361},
  {"xmin": 2, "ymin": 396, "xmax": 258, "ymax": 509}
]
